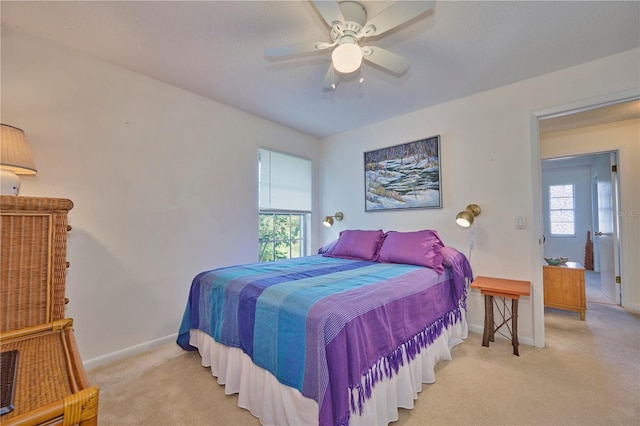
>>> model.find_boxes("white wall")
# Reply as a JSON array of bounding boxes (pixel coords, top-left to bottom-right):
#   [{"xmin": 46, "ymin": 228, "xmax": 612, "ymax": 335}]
[
  {"xmin": 540, "ymin": 118, "xmax": 640, "ymax": 310},
  {"xmin": 320, "ymin": 48, "xmax": 640, "ymax": 344},
  {"xmin": 1, "ymin": 26, "xmax": 321, "ymax": 364},
  {"xmin": 2, "ymin": 23, "xmax": 638, "ymax": 362}
]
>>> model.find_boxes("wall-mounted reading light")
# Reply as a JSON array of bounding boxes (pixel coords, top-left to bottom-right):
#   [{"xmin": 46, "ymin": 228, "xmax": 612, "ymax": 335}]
[
  {"xmin": 323, "ymin": 212, "xmax": 344, "ymax": 227},
  {"xmin": 455, "ymin": 204, "xmax": 481, "ymax": 228},
  {"xmin": 456, "ymin": 204, "xmax": 481, "ymax": 263}
]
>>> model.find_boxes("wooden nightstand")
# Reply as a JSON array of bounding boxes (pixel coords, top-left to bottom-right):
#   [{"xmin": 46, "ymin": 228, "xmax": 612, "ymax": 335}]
[
  {"xmin": 470, "ymin": 276, "xmax": 531, "ymax": 356},
  {"xmin": 543, "ymin": 262, "xmax": 586, "ymax": 320}
]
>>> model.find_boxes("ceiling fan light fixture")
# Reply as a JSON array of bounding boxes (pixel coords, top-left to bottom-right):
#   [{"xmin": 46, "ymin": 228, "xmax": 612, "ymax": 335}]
[
  {"xmin": 331, "ymin": 43, "xmax": 362, "ymax": 74},
  {"xmin": 266, "ymin": 0, "xmax": 435, "ymax": 87}
]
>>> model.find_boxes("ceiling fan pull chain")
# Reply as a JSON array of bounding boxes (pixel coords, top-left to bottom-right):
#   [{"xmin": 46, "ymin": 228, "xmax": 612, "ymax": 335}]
[{"xmin": 331, "ymin": 66, "xmax": 337, "ymax": 90}]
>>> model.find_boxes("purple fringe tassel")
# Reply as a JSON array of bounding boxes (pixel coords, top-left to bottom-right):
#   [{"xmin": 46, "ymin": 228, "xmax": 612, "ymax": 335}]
[{"xmin": 349, "ymin": 306, "xmax": 463, "ymax": 415}]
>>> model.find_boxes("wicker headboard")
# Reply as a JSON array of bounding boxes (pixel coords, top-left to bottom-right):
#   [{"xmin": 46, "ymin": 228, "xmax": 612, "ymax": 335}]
[{"xmin": 0, "ymin": 196, "xmax": 73, "ymax": 332}]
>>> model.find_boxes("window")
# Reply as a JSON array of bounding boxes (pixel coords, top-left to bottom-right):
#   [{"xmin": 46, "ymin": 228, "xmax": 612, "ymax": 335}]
[
  {"xmin": 258, "ymin": 148, "xmax": 311, "ymax": 262},
  {"xmin": 548, "ymin": 184, "xmax": 575, "ymax": 236},
  {"xmin": 259, "ymin": 212, "xmax": 307, "ymax": 262}
]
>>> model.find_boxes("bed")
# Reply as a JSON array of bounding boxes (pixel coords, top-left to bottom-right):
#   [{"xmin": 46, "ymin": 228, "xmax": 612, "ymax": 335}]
[{"xmin": 177, "ymin": 229, "xmax": 473, "ymax": 425}]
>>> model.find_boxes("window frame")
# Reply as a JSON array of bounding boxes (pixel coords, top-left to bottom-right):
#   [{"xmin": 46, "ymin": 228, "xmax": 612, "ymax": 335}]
[
  {"xmin": 258, "ymin": 210, "xmax": 310, "ymax": 262},
  {"xmin": 548, "ymin": 183, "xmax": 576, "ymax": 237},
  {"xmin": 258, "ymin": 147, "xmax": 312, "ymax": 263}
]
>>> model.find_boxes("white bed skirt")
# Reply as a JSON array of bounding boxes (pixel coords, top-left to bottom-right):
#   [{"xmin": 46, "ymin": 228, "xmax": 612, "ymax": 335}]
[{"xmin": 189, "ymin": 310, "xmax": 467, "ymax": 426}]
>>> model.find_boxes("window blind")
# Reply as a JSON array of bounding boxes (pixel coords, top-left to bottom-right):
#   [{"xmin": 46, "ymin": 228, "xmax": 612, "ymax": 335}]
[{"xmin": 259, "ymin": 148, "xmax": 311, "ymax": 211}]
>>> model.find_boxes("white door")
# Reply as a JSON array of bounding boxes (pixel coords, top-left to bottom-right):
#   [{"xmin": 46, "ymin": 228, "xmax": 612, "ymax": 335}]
[{"xmin": 594, "ymin": 152, "xmax": 620, "ymax": 304}]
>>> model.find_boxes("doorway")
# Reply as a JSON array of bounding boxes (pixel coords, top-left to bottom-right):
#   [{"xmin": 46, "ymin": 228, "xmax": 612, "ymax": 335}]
[
  {"xmin": 532, "ymin": 94, "xmax": 639, "ymax": 347},
  {"xmin": 541, "ymin": 152, "xmax": 620, "ymax": 307}
]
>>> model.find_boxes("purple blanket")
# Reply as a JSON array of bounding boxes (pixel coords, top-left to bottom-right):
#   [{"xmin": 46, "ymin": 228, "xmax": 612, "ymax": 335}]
[{"xmin": 178, "ymin": 250, "xmax": 472, "ymax": 426}]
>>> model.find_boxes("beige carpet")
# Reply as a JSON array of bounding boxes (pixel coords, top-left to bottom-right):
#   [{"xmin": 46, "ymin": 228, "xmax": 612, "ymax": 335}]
[
  {"xmin": 88, "ymin": 276, "xmax": 639, "ymax": 425},
  {"xmin": 583, "ymin": 270, "xmax": 618, "ymax": 305}
]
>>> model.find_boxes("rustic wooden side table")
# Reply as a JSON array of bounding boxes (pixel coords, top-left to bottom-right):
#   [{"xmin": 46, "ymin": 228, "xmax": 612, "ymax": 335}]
[{"xmin": 470, "ymin": 276, "xmax": 531, "ymax": 356}]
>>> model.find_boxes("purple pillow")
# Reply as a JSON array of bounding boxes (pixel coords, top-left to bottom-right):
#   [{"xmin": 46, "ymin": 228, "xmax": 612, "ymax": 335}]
[
  {"xmin": 317, "ymin": 239, "xmax": 338, "ymax": 254},
  {"xmin": 324, "ymin": 229, "xmax": 385, "ymax": 261},
  {"xmin": 441, "ymin": 245, "xmax": 463, "ymax": 268},
  {"xmin": 378, "ymin": 230, "xmax": 445, "ymax": 273}
]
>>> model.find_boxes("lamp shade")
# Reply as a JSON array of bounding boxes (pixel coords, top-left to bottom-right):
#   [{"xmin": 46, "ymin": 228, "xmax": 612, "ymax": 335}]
[
  {"xmin": 331, "ymin": 43, "xmax": 362, "ymax": 74},
  {"xmin": 323, "ymin": 211, "xmax": 344, "ymax": 227},
  {"xmin": 456, "ymin": 210, "xmax": 474, "ymax": 227},
  {"xmin": 1, "ymin": 124, "xmax": 37, "ymax": 196},
  {"xmin": 1, "ymin": 124, "xmax": 37, "ymax": 174},
  {"xmin": 455, "ymin": 204, "xmax": 481, "ymax": 228}
]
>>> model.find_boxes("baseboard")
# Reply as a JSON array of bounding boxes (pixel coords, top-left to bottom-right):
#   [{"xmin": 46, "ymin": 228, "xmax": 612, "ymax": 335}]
[
  {"xmin": 622, "ymin": 303, "xmax": 640, "ymax": 314},
  {"xmin": 83, "ymin": 332, "xmax": 178, "ymax": 370},
  {"xmin": 85, "ymin": 322, "xmax": 540, "ymax": 371},
  {"xmin": 467, "ymin": 323, "xmax": 534, "ymax": 347}
]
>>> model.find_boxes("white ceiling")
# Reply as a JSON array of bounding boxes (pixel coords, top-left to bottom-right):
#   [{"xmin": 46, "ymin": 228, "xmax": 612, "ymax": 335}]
[{"xmin": 1, "ymin": 1, "xmax": 639, "ymax": 138}]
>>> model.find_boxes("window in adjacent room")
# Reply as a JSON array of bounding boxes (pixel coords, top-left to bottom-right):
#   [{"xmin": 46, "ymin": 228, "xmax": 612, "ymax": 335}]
[
  {"xmin": 258, "ymin": 148, "xmax": 311, "ymax": 262},
  {"xmin": 548, "ymin": 184, "xmax": 575, "ymax": 236}
]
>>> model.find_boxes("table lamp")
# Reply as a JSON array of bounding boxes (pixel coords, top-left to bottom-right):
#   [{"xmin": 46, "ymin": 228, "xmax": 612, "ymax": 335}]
[{"xmin": 1, "ymin": 124, "xmax": 37, "ymax": 195}]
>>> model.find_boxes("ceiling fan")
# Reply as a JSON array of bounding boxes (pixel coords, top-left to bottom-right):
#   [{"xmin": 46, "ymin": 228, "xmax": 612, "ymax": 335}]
[{"xmin": 265, "ymin": 1, "xmax": 435, "ymax": 90}]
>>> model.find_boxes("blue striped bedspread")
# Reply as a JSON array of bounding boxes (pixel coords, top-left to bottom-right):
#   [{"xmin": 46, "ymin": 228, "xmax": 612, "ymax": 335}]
[{"xmin": 177, "ymin": 252, "xmax": 472, "ymax": 426}]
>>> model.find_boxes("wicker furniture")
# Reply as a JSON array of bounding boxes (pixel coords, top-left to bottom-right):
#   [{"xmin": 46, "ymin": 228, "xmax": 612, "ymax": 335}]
[
  {"xmin": 1, "ymin": 195, "xmax": 73, "ymax": 332},
  {"xmin": 1, "ymin": 196, "xmax": 98, "ymax": 424},
  {"xmin": 0, "ymin": 319, "xmax": 99, "ymax": 425}
]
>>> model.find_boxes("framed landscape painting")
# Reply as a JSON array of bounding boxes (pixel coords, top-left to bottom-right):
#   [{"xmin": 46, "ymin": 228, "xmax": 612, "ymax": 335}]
[{"xmin": 364, "ymin": 135, "xmax": 442, "ymax": 211}]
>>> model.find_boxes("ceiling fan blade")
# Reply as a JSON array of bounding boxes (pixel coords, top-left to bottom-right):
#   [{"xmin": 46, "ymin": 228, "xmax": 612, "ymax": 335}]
[
  {"xmin": 323, "ymin": 64, "xmax": 340, "ymax": 90},
  {"xmin": 312, "ymin": 0, "xmax": 345, "ymax": 27},
  {"xmin": 360, "ymin": 1, "xmax": 435, "ymax": 38},
  {"xmin": 362, "ymin": 46, "xmax": 411, "ymax": 74},
  {"xmin": 265, "ymin": 41, "xmax": 332, "ymax": 58}
]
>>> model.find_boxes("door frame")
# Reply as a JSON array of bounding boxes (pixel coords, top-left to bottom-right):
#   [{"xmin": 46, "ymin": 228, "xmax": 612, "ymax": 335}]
[
  {"xmin": 541, "ymin": 152, "xmax": 621, "ymax": 304},
  {"xmin": 528, "ymin": 88, "xmax": 639, "ymax": 348}
]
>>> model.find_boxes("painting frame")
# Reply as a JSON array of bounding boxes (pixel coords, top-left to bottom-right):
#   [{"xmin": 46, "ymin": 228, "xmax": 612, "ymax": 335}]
[{"xmin": 364, "ymin": 135, "xmax": 442, "ymax": 212}]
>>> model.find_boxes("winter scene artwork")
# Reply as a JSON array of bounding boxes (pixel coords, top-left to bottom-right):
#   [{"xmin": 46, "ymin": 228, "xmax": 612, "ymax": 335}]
[{"xmin": 364, "ymin": 136, "xmax": 442, "ymax": 211}]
